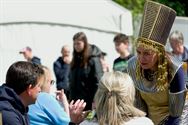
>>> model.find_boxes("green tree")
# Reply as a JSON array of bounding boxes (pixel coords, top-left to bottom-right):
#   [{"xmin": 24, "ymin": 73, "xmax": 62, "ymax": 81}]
[
  {"xmin": 113, "ymin": 0, "xmax": 188, "ymax": 17},
  {"xmin": 113, "ymin": 0, "xmax": 145, "ymax": 18},
  {"xmin": 155, "ymin": 0, "xmax": 188, "ymax": 16}
]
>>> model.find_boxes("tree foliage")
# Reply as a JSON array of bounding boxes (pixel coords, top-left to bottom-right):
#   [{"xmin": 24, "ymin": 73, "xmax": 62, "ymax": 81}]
[
  {"xmin": 113, "ymin": 0, "xmax": 145, "ymax": 18},
  {"xmin": 156, "ymin": 0, "xmax": 188, "ymax": 16},
  {"xmin": 113, "ymin": 0, "xmax": 188, "ymax": 17}
]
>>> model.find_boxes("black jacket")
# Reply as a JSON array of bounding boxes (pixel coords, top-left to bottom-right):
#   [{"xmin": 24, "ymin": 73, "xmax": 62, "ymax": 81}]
[
  {"xmin": 0, "ymin": 84, "xmax": 29, "ymax": 125},
  {"xmin": 31, "ymin": 56, "xmax": 41, "ymax": 65},
  {"xmin": 53, "ymin": 57, "xmax": 70, "ymax": 90},
  {"xmin": 179, "ymin": 46, "xmax": 188, "ymax": 62},
  {"xmin": 69, "ymin": 44, "xmax": 103, "ymax": 110}
]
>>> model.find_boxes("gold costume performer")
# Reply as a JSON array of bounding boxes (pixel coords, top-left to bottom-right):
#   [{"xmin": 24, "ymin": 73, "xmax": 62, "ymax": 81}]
[{"xmin": 127, "ymin": 1, "xmax": 187, "ymax": 125}]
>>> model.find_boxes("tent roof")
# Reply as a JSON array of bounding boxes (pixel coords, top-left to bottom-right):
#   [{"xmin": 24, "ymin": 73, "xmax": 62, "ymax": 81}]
[{"xmin": 0, "ymin": 0, "xmax": 133, "ymax": 35}]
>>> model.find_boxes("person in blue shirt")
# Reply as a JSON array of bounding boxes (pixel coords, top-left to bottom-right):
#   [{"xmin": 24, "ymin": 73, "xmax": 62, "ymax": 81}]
[{"xmin": 29, "ymin": 66, "xmax": 87, "ymax": 125}]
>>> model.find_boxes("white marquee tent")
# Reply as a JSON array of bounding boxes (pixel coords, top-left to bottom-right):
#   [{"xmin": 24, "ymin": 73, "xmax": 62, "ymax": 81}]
[{"xmin": 0, "ymin": 0, "xmax": 133, "ymax": 83}]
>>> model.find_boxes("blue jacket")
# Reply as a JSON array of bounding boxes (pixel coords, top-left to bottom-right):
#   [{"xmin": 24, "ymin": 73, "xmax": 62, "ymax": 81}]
[
  {"xmin": 53, "ymin": 57, "xmax": 70, "ymax": 90},
  {"xmin": 28, "ymin": 92, "xmax": 70, "ymax": 125},
  {"xmin": 0, "ymin": 84, "xmax": 29, "ymax": 125}
]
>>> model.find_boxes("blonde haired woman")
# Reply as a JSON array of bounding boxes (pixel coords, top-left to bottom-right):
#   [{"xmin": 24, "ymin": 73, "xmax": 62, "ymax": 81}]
[{"xmin": 80, "ymin": 71, "xmax": 153, "ymax": 125}]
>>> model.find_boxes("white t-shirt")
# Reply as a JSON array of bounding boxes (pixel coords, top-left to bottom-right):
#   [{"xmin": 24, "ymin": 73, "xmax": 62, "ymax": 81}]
[{"xmin": 80, "ymin": 117, "xmax": 154, "ymax": 125}]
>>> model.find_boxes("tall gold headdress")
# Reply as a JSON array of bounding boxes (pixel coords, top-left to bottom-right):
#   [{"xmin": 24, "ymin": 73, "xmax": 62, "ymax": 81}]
[{"xmin": 136, "ymin": 1, "xmax": 176, "ymax": 90}]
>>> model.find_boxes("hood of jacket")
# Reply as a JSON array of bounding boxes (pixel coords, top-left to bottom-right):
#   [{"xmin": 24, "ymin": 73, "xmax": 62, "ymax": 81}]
[
  {"xmin": 88, "ymin": 44, "xmax": 102, "ymax": 57},
  {"xmin": 0, "ymin": 84, "xmax": 27, "ymax": 114}
]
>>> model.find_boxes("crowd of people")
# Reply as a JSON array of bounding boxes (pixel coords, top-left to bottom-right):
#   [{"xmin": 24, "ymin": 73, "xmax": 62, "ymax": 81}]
[{"xmin": 0, "ymin": 1, "xmax": 188, "ymax": 125}]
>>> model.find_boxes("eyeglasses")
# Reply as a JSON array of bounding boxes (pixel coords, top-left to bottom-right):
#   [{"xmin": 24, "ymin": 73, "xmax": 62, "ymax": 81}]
[{"xmin": 50, "ymin": 80, "xmax": 55, "ymax": 85}]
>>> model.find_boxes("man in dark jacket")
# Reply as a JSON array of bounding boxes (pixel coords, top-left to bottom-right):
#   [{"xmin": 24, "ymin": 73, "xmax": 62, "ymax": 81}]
[
  {"xmin": 0, "ymin": 61, "xmax": 44, "ymax": 125},
  {"xmin": 19, "ymin": 46, "xmax": 41, "ymax": 65},
  {"xmin": 53, "ymin": 45, "xmax": 71, "ymax": 98}
]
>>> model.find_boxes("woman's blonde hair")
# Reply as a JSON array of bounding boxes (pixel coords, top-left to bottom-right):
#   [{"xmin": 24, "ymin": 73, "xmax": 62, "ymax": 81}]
[
  {"xmin": 95, "ymin": 71, "xmax": 145, "ymax": 125},
  {"xmin": 40, "ymin": 65, "xmax": 51, "ymax": 92}
]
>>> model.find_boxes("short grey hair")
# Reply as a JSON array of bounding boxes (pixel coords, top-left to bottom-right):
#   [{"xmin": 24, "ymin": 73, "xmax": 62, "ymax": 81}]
[{"xmin": 169, "ymin": 30, "xmax": 184, "ymax": 44}]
